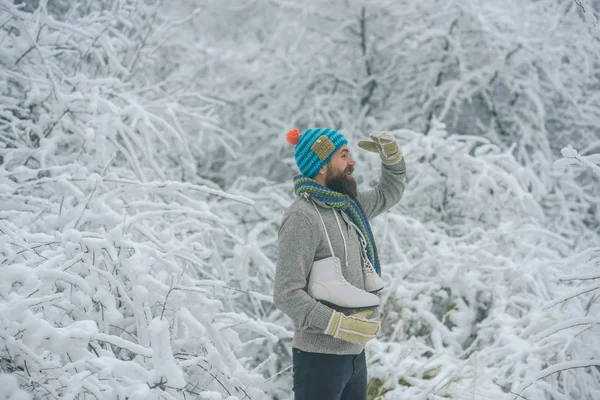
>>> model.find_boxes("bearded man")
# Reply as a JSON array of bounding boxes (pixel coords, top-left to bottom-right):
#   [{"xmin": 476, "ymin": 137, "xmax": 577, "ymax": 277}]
[{"xmin": 273, "ymin": 127, "xmax": 406, "ymax": 400}]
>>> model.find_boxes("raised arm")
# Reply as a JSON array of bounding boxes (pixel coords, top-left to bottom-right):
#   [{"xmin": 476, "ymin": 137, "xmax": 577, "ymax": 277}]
[
  {"xmin": 357, "ymin": 159, "xmax": 406, "ymax": 219},
  {"xmin": 357, "ymin": 132, "xmax": 406, "ymax": 219}
]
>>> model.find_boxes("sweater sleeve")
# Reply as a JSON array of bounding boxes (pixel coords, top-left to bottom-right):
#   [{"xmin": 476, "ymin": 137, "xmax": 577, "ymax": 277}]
[
  {"xmin": 273, "ymin": 211, "xmax": 334, "ymax": 332},
  {"xmin": 357, "ymin": 157, "xmax": 406, "ymax": 220}
]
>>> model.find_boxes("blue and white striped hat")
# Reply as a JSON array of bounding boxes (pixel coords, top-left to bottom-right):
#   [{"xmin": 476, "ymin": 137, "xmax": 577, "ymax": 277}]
[{"xmin": 286, "ymin": 127, "xmax": 348, "ymax": 178}]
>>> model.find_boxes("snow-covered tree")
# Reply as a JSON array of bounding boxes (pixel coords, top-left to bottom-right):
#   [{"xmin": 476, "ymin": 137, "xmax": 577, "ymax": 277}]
[
  {"xmin": 0, "ymin": 1, "xmax": 280, "ymax": 398},
  {"xmin": 2, "ymin": 0, "xmax": 599, "ymax": 399}
]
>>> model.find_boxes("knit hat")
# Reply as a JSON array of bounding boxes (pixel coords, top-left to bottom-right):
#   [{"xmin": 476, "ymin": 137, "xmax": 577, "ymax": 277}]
[{"xmin": 286, "ymin": 127, "xmax": 348, "ymax": 178}]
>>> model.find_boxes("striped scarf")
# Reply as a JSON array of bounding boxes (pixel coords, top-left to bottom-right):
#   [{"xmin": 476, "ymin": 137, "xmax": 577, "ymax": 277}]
[{"xmin": 293, "ymin": 174, "xmax": 381, "ymax": 275}]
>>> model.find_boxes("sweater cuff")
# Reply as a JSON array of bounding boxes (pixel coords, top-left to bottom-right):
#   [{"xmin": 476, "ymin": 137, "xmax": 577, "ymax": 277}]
[
  {"xmin": 383, "ymin": 155, "xmax": 406, "ymax": 170},
  {"xmin": 310, "ymin": 301, "xmax": 335, "ymax": 331}
]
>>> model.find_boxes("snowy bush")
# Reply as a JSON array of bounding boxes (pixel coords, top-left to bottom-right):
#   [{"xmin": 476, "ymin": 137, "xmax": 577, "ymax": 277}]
[
  {"xmin": 2, "ymin": 0, "xmax": 599, "ymax": 399},
  {"xmin": 363, "ymin": 123, "xmax": 600, "ymax": 399},
  {"xmin": 180, "ymin": 1, "xmax": 600, "ymax": 190},
  {"xmin": 0, "ymin": 1, "xmax": 279, "ymax": 398},
  {"xmin": 0, "ymin": 374, "xmax": 31, "ymax": 400}
]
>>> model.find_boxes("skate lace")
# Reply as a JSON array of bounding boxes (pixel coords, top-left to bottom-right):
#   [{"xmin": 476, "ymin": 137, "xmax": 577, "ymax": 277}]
[
  {"xmin": 334, "ymin": 260, "xmax": 367, "ymax": 291},
  {"xmin": 310, "ymin": 199, "xmax": 349, "ymax": 269},
  {"xmin": 332, "ymin": 208, "xmax": 350, "ymax": 269},
  {"xmin": 345, "ymin": 279, "xmax": 366, "ymax": 291},
  {"xmin": 364, "ymin": 258, "xmax": 376, "ymax": 274},
  {"xmin": 343, "ymin": 214, "xmax": 376, "ymax": 274}
]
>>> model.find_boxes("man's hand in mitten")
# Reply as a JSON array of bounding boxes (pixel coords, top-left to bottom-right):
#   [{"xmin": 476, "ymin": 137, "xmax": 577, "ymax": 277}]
[
  {"xmin": 324, "ymin": 309, "xmax": 380, "ymax": 344},
  {"xmin": 358, "ymin": 132, "xmax": 403, "ymax": 165}
]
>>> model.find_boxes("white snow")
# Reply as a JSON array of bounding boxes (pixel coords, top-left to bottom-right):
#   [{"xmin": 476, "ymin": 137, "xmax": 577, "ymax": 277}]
[
  {"xmin": 1, "ymin": 0, "xmax": 599, "ymax": 399},
  {"xmin": 0, "ymin": 374, "xmax": 32, "ymax": 400}
]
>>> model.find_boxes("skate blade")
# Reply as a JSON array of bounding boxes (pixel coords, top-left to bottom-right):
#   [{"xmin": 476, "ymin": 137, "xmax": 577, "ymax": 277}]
[{"xmin": 320, "ymin": 300, "xmax": 378, "ymax": 316}]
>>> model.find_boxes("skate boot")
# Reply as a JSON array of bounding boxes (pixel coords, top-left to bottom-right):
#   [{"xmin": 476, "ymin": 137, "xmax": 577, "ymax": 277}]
[
  {"xmin": 363, "ymin": 259, "xmax": 384, "ymax": 293},
  {"xmin": 308, "ymin": 256, "xmax": 380, "ymax": 308}
]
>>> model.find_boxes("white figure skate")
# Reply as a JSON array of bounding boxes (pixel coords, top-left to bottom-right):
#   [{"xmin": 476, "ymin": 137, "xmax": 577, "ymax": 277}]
[
  {"xmin": 363, "ymin": 259, "xmax": 384, "ymax": 293},
  {"xmin": 308, "ymin": 256, "xmax": 380, "ymax": 308},
  {"xmin": 306, "ymin": 199, "xmax": 380, "ymax": 309}
]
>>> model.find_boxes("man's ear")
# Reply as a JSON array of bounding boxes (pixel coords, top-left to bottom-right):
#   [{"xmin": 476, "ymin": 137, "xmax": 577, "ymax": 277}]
[{"xmin": 317, "ymin": 165, "xmax": 327, "ymax": 177}]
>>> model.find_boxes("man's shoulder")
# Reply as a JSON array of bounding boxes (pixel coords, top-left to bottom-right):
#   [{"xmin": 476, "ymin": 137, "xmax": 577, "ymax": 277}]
[
  {"xmin": 279, "ymin": 197, "xmax": 324, "ymax": 241},
  {"xmin": 282, "ymin": 197, "xmax": 317, "ymax": 222}
]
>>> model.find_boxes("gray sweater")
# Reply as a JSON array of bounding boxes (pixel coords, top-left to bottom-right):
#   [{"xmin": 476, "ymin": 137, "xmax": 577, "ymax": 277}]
[{"xmin": 274, "ymin": 158, "xmax": 406, "ymax": 355}]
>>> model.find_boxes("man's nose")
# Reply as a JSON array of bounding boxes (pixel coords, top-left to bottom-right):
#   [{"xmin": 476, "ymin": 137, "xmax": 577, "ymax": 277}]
[{"xmin": 348, "ymin": 157, "xmax": 356, "ymax": 167}]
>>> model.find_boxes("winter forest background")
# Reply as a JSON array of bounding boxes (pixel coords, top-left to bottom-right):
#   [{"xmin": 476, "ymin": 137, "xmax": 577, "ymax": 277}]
[{"xmin": 1, "ymin": 0, "xmax": 599, "ymax": 399}]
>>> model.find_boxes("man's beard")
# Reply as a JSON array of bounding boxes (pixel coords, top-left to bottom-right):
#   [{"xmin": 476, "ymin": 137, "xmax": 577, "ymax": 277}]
[{"xmin": 325, "ymin": 164, "xmax": 358, "ymax": 201}]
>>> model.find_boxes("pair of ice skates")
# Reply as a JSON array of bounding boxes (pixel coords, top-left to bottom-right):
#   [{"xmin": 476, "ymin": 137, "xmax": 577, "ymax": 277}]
[
  {"xmin": 307, "ymin": 200, "xmax": 384, "ymax": 310},
  {"xmin": 308, "ymin": 255, "xmax": 383, "ymax": 309}
]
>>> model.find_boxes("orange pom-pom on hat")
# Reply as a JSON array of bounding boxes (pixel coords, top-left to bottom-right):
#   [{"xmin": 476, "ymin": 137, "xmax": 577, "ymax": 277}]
[{"xmin": 286, "ymin": 128, "xmax": 301, "ymax": 145}]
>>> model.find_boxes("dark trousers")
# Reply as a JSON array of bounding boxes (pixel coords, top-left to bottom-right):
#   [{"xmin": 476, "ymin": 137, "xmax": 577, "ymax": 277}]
[{"xmin": 292, "ymin": 348, "xmax": 367, "ymax": 400}]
